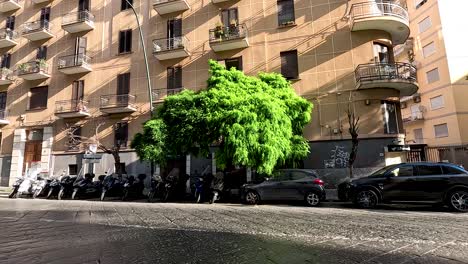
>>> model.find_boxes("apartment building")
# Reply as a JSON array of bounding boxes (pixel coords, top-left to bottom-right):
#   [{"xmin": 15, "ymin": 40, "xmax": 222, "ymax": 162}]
[
  {"xmin": 401, "ymin": 0, "xmax": 468, "ymax": 147},
  {"xmin": 0, "ymin": 0, "xmax": 416, "ymax": 186}
]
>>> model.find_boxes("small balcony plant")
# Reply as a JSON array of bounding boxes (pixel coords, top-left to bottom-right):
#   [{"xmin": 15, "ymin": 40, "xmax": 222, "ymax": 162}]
[{"xmin": 214, "ymin": 22, "xmax": 224, "ymax": 39}]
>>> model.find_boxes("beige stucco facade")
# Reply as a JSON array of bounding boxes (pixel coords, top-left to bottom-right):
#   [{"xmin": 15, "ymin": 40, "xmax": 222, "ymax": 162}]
[
  {"xmin": 401, "ymin": 0, "xmax": 468, "ymax": 147},
  {"xmin": 0, "ymin": 0, "xmax": 415, "ymax": 186}
]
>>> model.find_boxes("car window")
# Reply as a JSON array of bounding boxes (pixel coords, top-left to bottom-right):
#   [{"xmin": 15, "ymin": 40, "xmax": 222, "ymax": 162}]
[
  {"xmin": 369, "ymin": 165, "xmax": 398, "ymax": 177},
  {"xmin": 388, "ymin": 165, "xmax": 413, "ymax": 177},
  {"xmin": 442, "ymin": 165, "xmax": 467, "ymax": 175},
  {"xmin": 416, "ymin": 165, "xmax": 443, "ymax": 176},
  {"xmin": 290, "ymin": 171, "xmax": 313, "ymax": 181},
  {"xmin": 271, "ymin": 171, "xmax": 290, "ymax": 181}
]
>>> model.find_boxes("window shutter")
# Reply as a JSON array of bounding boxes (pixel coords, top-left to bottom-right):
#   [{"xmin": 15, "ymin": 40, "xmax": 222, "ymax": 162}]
[{"xmin": 281, "ymin": 50, "xmax": 298, "ymax": 79}]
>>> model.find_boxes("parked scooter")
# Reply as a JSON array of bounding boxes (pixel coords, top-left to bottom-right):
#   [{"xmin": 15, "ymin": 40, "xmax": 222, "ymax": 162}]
[
  {"xmin": 147, "ymin": 174, "xmax": 164, "ymax": 202},
  {"xmin": 58, "ymin": 175, "xmax": 78, "ymax": 200},
  {"xmin": 8, "ymin": 176, "xmax": 24, "ymax": 198},
  {"xmin": 162, "ymin": 169, "xmax": 180, "ymax": 202},
  {"xmin": 101, "ymin": 172, "xmax": 125, "ymax": 201},
  {"xmin": 32, "ymin": 175, "xmax": 51, "ymax": 199},
  {"xmin": 17, "ymin": 169, "xmax": 41, "ymax": 198},
  {"xmin": 210, "ymin": 172, "xmax": 225, "ymax": 204},
  {"xmin": 71, "ymin": 174, "xmax": 105, "ymax": 200},
  {"xmin": 122, "ymin": 174, "xmax": 146, "ymax": 201}
]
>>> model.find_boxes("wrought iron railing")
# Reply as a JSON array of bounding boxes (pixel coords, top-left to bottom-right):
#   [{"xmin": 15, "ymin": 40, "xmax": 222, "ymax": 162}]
[
  {"xmin": 100, "ymin": 94, "xmax": 136, "ymax": 108},
  {"xmin": 62, "ymin": 10, "xmax": 94, "ymax": 26},
  {"xmin": 355, "ymin": 62, "xmax": 416, "ymax": 84},
  {"xmin": 209, "ymin": 24, "xmax": 247, "ymax": 42},
  {"xmin": 55, "ymin": 99, "xmax": 89, "ymax": 114},
  {"xmin": 0, "ymin": 67, "xmax": 14, "ymax": 81},
  {"xmin": 58, "ymin": 53, "xmax": 91, "ymax": 69},
  {"xmin": 350, "ymin": 2, "xmax": 409, "ymax": 24},
  {"xmin": 0, "ymin": 28, "xmax": 18, "ymax": 41},
  {"xmin": 21, "ymin": 20, "xmax": 52, "ymax": 35},
  {"xmin": 152, "ymin": 88, "xmax": 183, "ymax": 100},
  {"xmin": 0, "ymin": 109, "xmax": 7, "ymax": 120},
  {"xmin": 402, "ymin": 111, "xmax": 424, "ymax": 123},
  {"xmin": 16, "ymin": 60, "xmax": 49, "ymax": 76},
  {"xmin": 153, "ymin": 36, "xmax": 189, "ymax": 53}
]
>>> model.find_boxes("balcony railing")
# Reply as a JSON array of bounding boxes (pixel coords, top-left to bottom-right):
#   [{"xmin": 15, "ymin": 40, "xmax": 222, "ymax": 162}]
[
  {"xmin": 403, "ymin": 111, "xmax": 424, "ymax": 123},
  {"xmin": 350, "ymin": 2, "xmax": 408, "ymax": 23},
  {"xmin": 100, "ymin": 94, "xmax": 136, "ymax": 108},
  {"xmin": 355, "ymin": 62, "xmax": 416, "ymax": 84},
  {"xmin": 22, "ymin": 20, "xmax": 52, "ymax": 35},
  {"xmin": 62, "ymin": 10, "xmax": 94, "ymax": 26},
  {"xmin": 209, "ymin": 24, "xmax": 248, "ymax": 43},
  {"xmin": 0, "ymin": 28, "xmax": 18, "ymax": 41},
  {"xmin": 153, "ymin": 36, "xmax": 188, "ymax": 53},
  {"xmin": 16, "ymin": 60, "xmax": 49, "ymax": 76},
  {"xmin": 55, "ymin": 99, "xmax": 89, "ymax": 113},
  {"xmin": 152, "ymin": 88, "xmax": 183, "ymax": 100},
  {"xmin": 58, "ymin": 53, "xmax": 91, "ymax": 69},
  {"xmin": 0, "ymin": 67, "xmax": 14, "ymax": 81}
]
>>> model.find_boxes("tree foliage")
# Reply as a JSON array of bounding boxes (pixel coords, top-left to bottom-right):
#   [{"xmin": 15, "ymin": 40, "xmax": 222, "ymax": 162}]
[{"xmin": 132, "ymin": 60, "xmax": 313, "ymax": 175}]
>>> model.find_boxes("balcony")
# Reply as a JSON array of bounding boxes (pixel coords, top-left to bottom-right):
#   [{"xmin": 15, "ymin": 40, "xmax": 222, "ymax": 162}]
[
  {"xmin": 32, "ymin": 0, "xmax": 53, "ymax": 4},
  {"xmin": 62, "ymin": 11, "xmax": 95, "ymax": 33},
  {"xmin": 152, "ymin": 88, "xmax": 183, "ymax": 102},
  {"xmin": 0, "ymin": 110, "xmax": 8, "ymax": 125},
  {"xmin": 0, "ymin": 28, "xmax": 18, "ymax": 48},
  {"xmin": 153, "ymin": 37, "xmax": 190, "ymax": 60},
  {"xmin": 55, "ymin": 100, "xmax": 90, "ymax": 118},
  {"xmin": 100, "ymin": 94, "xmax": 136, "ymax": 114},
  {"xmin": 152, "ymin": 0, "xmax": 189, "ymax": 15},
  {"xmin": 17, "ymin": 60, "xmax": 50, "ymax": 80},
  {"xmin": 0, "ymin": 0, "xmax": 21, "ymax": 13},
  {"xmin": 211, "ymin": 0, "xmax": 233, "ymax": 4},
  {"xmin": 0, "ymin": 68, "xmax": 14, "ymax": 85},
  {"xmin": 403, "ymin": 111, "xmax": 424, "ymax": 123},
  {"xmin": 350, "ymin": 2, "xmax": 410, "ymax": 45},
  {"xmin": 21, "ymin": 20, "xmax": 54, "ymax": 41},
  {"xmin": 354, "ymin": 62, "xmax": 418, "ymax": 96},
  {"xmin": 209, "ymin": 24, "xmax": 249, "ymax": 52},
  {"xmin": 58, "ymin": 53, "xmax": 92, "ymax": 75}
]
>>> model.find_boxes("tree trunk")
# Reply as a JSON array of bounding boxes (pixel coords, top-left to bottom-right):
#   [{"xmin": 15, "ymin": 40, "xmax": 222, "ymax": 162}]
[
  {"xmin": 348, "ymin": 138, "xmax": 359, "ymax": 179},
  {"xmin": 112, "ymin": 151, "xmax": 122, "ymax": 177}
]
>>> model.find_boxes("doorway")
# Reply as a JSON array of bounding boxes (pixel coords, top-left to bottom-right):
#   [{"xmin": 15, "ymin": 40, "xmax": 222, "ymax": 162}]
[{"xmin": 23, "ymin": 129, "xmax": 43, "ymax": 174}]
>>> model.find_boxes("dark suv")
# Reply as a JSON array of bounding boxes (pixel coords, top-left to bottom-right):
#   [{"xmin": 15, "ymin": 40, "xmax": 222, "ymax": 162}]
[
  {"xmin": 241, "ymin": 169, "xmax": 326, "ymax": 206},
  {"xmin": 338, "ymin": 162, "xmax": 468, "ymax": 212}
]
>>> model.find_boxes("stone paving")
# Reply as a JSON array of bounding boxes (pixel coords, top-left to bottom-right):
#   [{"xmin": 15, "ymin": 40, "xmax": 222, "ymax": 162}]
[{"xmin": 0, "ymin": 199, "xmax": 467, "ymax": 264}]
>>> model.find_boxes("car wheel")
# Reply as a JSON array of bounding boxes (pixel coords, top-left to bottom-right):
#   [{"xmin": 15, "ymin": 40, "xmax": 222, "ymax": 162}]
[
  {"xmin": 354, "ymin": 189, "xmax": 379, "ymax": 209},
  {"xmin": 305, "ymin": 192, "xmax": 321, "ymax": 207},
  {"xmin": 244, "ymin": 191, "xmax": 260, "ymax": 205},
  {"xmin": 447, "ymin": 190, "xmax": 468, "ymax": 212}
]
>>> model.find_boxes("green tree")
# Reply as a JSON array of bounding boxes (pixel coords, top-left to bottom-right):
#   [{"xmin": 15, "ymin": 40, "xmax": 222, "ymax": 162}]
[{"xmin": 132, "ymin": 60, "xmax": 313, "ymax": 175}]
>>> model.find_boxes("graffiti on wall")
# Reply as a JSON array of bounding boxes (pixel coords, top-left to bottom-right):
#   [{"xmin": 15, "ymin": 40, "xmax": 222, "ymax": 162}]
[{"xmin": 324, "ymin": 145, "xmax": 350, "ymax": 168}]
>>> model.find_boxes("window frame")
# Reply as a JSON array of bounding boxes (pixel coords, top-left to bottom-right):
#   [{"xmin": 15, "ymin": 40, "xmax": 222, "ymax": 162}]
[
  {"xmin": 118, "ymin": 29, "xmax": 133, "ymax": 54},
  {"xmin": 277, "ymin": 0, "xmax": 296, "ymax": 26},
  {"xmin": 280, "ymin": 50, "xmax": 299, "ymax": 80},
  {"xmin": 426, "ymin": 68, "xmax": 440, "ymax": 84},
  {"xmin": 68, "ymin": 164, "xmax": 78, "ymax": 175},
  {"xmin": 121, "ymin": 0, "xmax": 133, "ymax": 11},
  {"xmin": 422, "ymin": 42, "xmax": 436, "ymax": 58},
  {"xmin": 114, "ymin": 122, "xmax": 129, "ymax": 148},
  {"xmin": 430, "ymin": 95, "xmax": 444, "ymax": 110},
  {"xmin": 418, "ymin": 16, "xmax": 432, "ymax": 33},
  {"xmin": 28, "ymin": 86, "xmax": 48, "ymax": 110},
  {"xmin": 434, "ymin": 123, "xmax": 449, "ymax": 138}
]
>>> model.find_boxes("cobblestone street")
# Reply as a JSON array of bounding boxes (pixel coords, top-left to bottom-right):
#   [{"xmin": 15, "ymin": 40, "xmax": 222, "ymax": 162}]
[{"xmin": 1, "ymin": 199, "xmax": 467, "ymax": 264}]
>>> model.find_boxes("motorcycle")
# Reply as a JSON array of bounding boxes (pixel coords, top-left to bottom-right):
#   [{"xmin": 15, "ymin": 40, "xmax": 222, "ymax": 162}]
[
  {"xmin": 46, "ymin": 177, "xmax": 62, "ymax": 199},
  {"xmin": 58, "ymin": 175, "xmax": 78, "ymax": 200},
  {"xmin": 147, "ymin": 175, "xmax": 164, "ymax": 203},
  {"xmin": 8, "ymin": 176, "xmax": 24, "ymax": 198},
  {"xmin": 32, "ymin": 175, "xmax": 51, "ymax": 199},
  {"xmin": 17, "ymin": 169, "xmax": 42, "ymax": 198},
  {"xmin": 71, "ymin": 174, "xmax": 104, "ymax": 200},
  {"xmin": 194, "ymin": 177, "xmax": 205, "ymax": 203},
  {"xmin": 101, "ymin": 173, "xmax": 125, "ymax": 201},
  {"xmin": 210, "ymin": 172, "xmax": 225, "ymax": 204},
  {"xmin": 122, "ymin": 174, "xmax": 146, "ymax": 201}
]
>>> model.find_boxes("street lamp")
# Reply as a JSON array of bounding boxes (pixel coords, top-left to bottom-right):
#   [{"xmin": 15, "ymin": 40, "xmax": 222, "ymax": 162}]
[{"xmin": 125, "ymin": 0, "xmax": 154, "ymax": 117}]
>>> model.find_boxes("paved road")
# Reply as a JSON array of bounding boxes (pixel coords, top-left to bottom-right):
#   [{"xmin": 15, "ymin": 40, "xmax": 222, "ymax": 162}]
[{"xmin": 0, "ymin": 199, "xmax": 467, "ymax": 264}]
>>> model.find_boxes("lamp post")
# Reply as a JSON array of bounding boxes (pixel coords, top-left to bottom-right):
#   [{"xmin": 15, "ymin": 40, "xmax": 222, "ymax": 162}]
[{"xmin": 125, "ymin": 0, "xmax": 154, "ymax": 117}]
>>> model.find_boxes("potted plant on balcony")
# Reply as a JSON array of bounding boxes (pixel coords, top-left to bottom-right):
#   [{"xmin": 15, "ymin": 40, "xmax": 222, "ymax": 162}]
[
  {"xmin": 214, "ymin": 22, "xmax": 224, "ymax": 40},
  {"xmin": 35, "ymin": 59, "xmax": 47, "ymax": 72},
  {"xmin": 17, "ymin": 63, "xmax": 28, "ymax": 74}
]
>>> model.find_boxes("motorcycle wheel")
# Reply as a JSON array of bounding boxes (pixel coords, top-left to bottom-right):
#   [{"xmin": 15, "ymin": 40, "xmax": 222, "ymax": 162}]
[
  {"xmin": 147, "ymin": 191, "xmax": 155, "ymax": 203},
  {"xmin": 32, "ymin": 190, "xmax": 40, "ymax": 199},
  {"xmin": 163, "ymin": 190, "xmax": 170, "ymax": 202},
  {"xmin": 46, "ymin": 189, "xmax": 53, "ymax": 199},
  {"xmin": 71, "ymin": 189, "xmax": 78, "ymax": 200},
  {"xmin": 195, "ymin": 191, "xmax": 202, "ymax": 203},
  {"xmin": 58, "ymin": 189, "xmax": 64, "ymax": 200},
  {"xmin": 8, "ymin": 189, "xmax": 17, "ymax": 199},
  {"xmin": 100, "ymin": 190, "xmax": 106, "ymax": 201},
  {"xmin": 122, "ymin": 190, "xmax": 128, "ymax": 201},
  {"xmin": 210, "ymin": 191, "xmax": 218, "ymax": 204}
]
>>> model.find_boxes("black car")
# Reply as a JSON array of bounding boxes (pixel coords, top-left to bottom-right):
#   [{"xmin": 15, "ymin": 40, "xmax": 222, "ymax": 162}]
[
  {"xmin": 338, "ymin": 162, "xmax": 468, "ymax": 212},
  {"xmin": 241, "ymin": 169, "xmax": 326, "ymax": 206}
]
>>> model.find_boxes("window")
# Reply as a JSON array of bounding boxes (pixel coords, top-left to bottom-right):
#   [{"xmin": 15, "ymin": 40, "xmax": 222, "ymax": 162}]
[
  {"xmin": 290, "ymin": 171, "xmax": 312, "ymax": 181},
  {"xmin": 426, "ymin": 68, "xmax": 440, "ymax": 83},
  {"xmin": 422, "ymin": 42, "xmax": 436, "ymax": 57},
  {"xmin": 434, "ymin": 123, "xmax": 449, "ymax": 138},
  {"xmin": 29, "ymin": 86, "xmax": 48, "ymax": 110},
  {"xmin": 79, "ymin": 0, "xmax": 90, "ymax": 11},
  {"xmin": 415, "ymin": 0, "xmax": 427, "ymax": 9},
  {"xmin": 442, "ymin": 165, "xmax": 467, "ymax": 175},
  {"xmin": 40, "ymin": 7, "xmax": 51, "ymax": 26},
  {"xmin": 118, "ymin": 30, "xmax": 132, "ymax": 54},
  {"xmin": 218, "ymin": 57, "xmax": 243, "ymax": 71},
  {"xmin": 167, "ymin": 67, "xmax": 182, "ymax": 90},
  {"xmin": 6, "ymin": 16, "xmax": 15, "ymax": 30},
  {"xmin": 67, "ymin": 126, "xmax": 81, "ymax": 151},
  {"xmin": 0, "ymin": 92, "xmax": 7, "ymax": 111},
  {"xmin": 68, "ymin": 164, "xmax": 78, "ymax": 175},
  {"xmin": 373, "ymin": 43, "xmax": 391, "ymax": 63},
  {"xmin": 277, "ymin": 0, "xmax": 295, "ymax": 26},
  {"xmin": 389, "ymin": 165, "xmax": 413, "ymax": 177},
  {"xmin": 430, "ymin": 95, "xmax": 444, "ymax": 110},
  {"xmin": 0, "ymin": 53, "xmax": 11, "ymax": 69},
  {"xmin": 382, "ymin": 101, "xmax": 400, "ymax": 134},
  {"xmin": 121, "ymin": 0, "xmax": 133, "ymax": 10},
  {"xmin": 117, "ymin": 73, "xmax": 130, "ymax": 95},
  {"xmin": 221, "ymin": 8, "xmax": 238, "ymax": 26},
  {"xmin": 413, "ymin": 128, "xmax": 424, "ymax": 144},
  {"xmin": 416, "ymin": 165, "xmax": 442, "ymax": 176},
  {"xmin": 280, "ymin": 50, "xmax": 298, "ymax": 80},
  {"xmin": 36, "ymin": 46, "xmax": 47, "ymax": 60},
  {"xmin": 418, "ymin": 16, "xmax": 432, "ymax": 33},
  {"xmin": 114, "ymin": 122, "xmax": 128, "ymax": 147}
]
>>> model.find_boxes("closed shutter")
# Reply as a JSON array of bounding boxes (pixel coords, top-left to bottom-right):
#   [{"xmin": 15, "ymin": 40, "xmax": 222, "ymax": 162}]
[
  {"xmin": 117, "ymin": 73, "xmax": 130, "ymax": 94},
  {"xmin": 6, "ymin": 16, "xmax": 15, "ymax": 30},
  {"xmin": 280, "ymin": 50, "xmax": 298, "ymax": 79}
]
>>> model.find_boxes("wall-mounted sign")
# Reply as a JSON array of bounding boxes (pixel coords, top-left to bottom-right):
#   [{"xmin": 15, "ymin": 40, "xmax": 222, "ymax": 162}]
[{"xmin": 387, "ymin": 145, "xmax": 410, "ymax": 152}]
